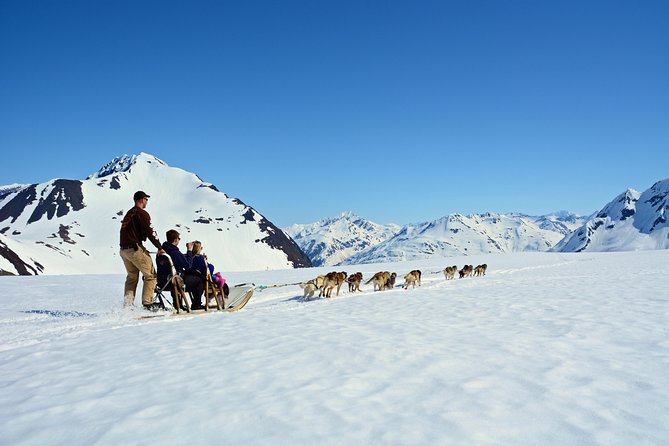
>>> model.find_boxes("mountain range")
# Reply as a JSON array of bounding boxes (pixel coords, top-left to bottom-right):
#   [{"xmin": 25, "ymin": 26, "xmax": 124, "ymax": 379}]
[
  {"xmin": 283, "ymin": 212, "xmax": 402, "ymax": 267},
  {"xmin": 284, "ymin": 211, "xmax": 587, "ymax": 266},
  {"xmin": 1, "ymin": 153, "xmax": 667, "ymax": 274},
  {"xmin": 285, "ymin": 179, "xmax": 669, "ymax": 266}
]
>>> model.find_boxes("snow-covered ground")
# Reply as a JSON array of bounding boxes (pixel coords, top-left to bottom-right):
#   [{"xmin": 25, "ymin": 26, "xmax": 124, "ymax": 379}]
[{"xmin": 1, "ymin": 251, "xmax": 668, "ymax": 445}]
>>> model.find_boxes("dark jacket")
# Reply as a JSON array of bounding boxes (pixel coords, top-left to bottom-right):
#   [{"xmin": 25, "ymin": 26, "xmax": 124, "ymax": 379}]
[
  {"xmin": 160, "ymin": 242, "xmax": 194, "ymax": 274},
  {"xmin": 191, "ymin": 255, "xmax": 215, "ymax": 277},
  {"xmin": 119, "ymin": 206, "xmax": 161, "ymax": 250}
]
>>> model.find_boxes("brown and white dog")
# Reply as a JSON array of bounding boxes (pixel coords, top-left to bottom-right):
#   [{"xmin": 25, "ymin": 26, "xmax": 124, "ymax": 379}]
[
  {"xmin": 313, "ymin": 275, "xmax": 326, "ymax": 290},
  {"xmin": 321, "ymin": 271, "xmax": 347, "ymax": 298},
  {"xmin": 347, "ymin": 272, "xmax": 363, "ymax": 292},
  {"xmin": 386, "ymin": 272, "xmax": 397, "ymax": 290},
  {"xmin": 403, "ymin": 270, "xmax": 422, "ymax": 289},
  {"xmin": 299, "ymin": 280, "xmax": 319, "ymax": 300},
  {"xmin": 459, "ymin": 265, "xmax": 474, "ymax": 278},
  {"xmin": 365, "ymin": 271, "xmax": 390, "ymax": 291},
  {"xmin": 443, "ymin": 265, "xmax": 457, "ymax": 280},
  {"xmin": 473, "ymin": 264, "xmax": 488, "ymax": 277}
]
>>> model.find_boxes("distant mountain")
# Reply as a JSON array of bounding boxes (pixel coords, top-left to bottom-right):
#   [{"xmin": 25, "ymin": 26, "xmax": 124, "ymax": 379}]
[
  {"xmin": 286, "ymin": 211, "xmax": 586, "ymax": 266},
  {"xmin": 287, "ymin": 176, "xmax": 669, "ymax": 265},
  {"xmin": 554, "ymin": 179, "xmax": 669, "ymax": 252},
  {"xmin": 343, "ymin": 212, "xmax": 586, "ymax": 265},
  {"xmin": 283, "ymin": 212, "xmax": 401, "ymax": 266},
  {"xmin": 0, "ymin": 153, "xmax": 311, "ymax": 275}
]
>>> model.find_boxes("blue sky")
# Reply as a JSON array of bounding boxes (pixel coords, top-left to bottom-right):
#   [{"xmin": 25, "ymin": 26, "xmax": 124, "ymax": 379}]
[{"xmin": 1, "ymin": 0, "xmax": 668, "ymax": 227}]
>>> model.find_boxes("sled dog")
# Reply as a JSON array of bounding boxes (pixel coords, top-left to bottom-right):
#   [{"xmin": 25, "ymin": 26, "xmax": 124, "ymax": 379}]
[
  {"xmin": 365, "ymin": 271, "xmax": 390, "ymax": 291},
  {"xmin": 459, "ymin": 265, "xmax": 474, "ymax": 278},
  {"xmin": 403, "ymin": 270, "xmax": 422, "ymax": 289},
  {"xmin": 321, "ymin": 271, "xmax": 347, "ymax": 298},
  {"xmin": 299, "ymin": 280, "xmax": 319, "ymax": 300},
  {"xmin": 347, "ymin": 272, "xmax": 363, "ymax": 292},
  {"xmin": 386, "ymin": 272, "xmax": 397, "ymax": 290},
  {"xmin": 443, "ymin": 265, "xmax": 457, "ymax": 280},
  {"xmin": 314, "ymin": 275, "xmax": 326, "ymax": 290},
  {"xmin": 473, "ymin": 264, "xmax": 488, "ymax": 277}
]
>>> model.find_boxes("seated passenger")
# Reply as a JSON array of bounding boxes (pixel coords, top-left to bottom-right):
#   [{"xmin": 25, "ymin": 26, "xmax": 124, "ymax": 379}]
[
  {"xmin": 158, "ymin": 229, "xmax": 205, "ymax": 309},
  {"xmin": 190, "ymin": 241, "xmax": 229, "ymax": 298}
]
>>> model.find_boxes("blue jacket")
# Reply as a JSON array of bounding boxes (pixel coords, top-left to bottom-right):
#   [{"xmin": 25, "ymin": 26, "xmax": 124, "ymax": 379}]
[
  {"xmin": 191, "ymin": 255, "xmax": 215, "ymax": 277},
  {"xmin": 157, "ymin": 242, "xmax": 194, "ymax": 284}
]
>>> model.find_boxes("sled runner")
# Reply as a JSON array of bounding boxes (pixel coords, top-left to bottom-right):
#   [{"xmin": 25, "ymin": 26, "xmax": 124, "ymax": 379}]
[{"xmin": 137, "ymin": 283, "xmax": 255, "ymax": 320}]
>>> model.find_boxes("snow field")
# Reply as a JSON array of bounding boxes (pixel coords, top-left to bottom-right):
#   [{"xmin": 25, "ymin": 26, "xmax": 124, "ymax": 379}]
[{"xmin": 0, "ymin": 251, "xmax": 668, "ymax": 445}]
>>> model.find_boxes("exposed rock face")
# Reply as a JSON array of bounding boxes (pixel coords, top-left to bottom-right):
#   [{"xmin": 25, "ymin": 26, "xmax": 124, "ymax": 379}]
[
  {"xmin": 554, "ymin": 179, "xmax": 669, "ymax": 253},
  {"xmin": 0, "ymin": 153, "xmax": 311, "ymax": 274}
]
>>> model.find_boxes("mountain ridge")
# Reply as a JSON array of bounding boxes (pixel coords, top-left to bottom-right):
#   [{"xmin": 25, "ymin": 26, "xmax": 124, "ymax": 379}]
[
  {"xmin": 285, "ymin": 211, "xmax": 588, "ymax": 266},
  {"xmin": 554, "ymin": 178, "xmax": 669, "ymax": 252},
  {"xmin": 0, "ymin": 153, "xmax": 311, "ymax": 275},
  {"xmin": 285, "ymin": 178, "xmax": 669, "ymax": 266}
]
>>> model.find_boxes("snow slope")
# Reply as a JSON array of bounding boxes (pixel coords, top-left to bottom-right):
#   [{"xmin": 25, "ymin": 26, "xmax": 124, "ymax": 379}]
[
  {"xmin": 0, "ymin": 153, "xmax": 310, "ymax": 274},
  {"xmin": 286, "ymin": 212, "xmax": 585, "ymax": 266},
  {"xmin": 284, "ymin": 212, "xmax": 401, "ymax": 266},
  {"xmin": 1, "ymin": 250, "xmax": 667, "ymax": 445},
  {"xmin": 555, "ymin": 179, "xmax": 669, "ymax": 252},
  {"xmin": 343, "ymin": 212, "xmax": 585, "ymax": 265}
]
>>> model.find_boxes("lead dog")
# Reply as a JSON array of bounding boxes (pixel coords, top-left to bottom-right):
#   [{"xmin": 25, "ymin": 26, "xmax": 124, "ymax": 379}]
[
  {"xmin": 403, "ymin": 270, "xmax": 422, "ymax": 289},
  {"xmin": 473, "ymin": 264, "xmax": 488, "ymax": 277}
]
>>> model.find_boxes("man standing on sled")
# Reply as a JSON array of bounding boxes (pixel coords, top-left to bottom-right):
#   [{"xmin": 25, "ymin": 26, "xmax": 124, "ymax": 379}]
[{"xmin": 119, "ymin": 191, "xmax": 164, "ymax": 310}]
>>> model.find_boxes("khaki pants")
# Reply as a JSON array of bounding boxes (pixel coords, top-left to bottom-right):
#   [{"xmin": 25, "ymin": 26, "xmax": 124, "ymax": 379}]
[{"xmin": 120, "ymin": 247, "xmax": 157, "ymax": 306}]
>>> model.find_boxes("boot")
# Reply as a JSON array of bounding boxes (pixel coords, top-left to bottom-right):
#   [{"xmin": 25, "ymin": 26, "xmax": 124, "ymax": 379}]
[
  {"xmin": 142, "ymin": 303, "xmax": 163, "ymax": 312},
  {"xmin": 123, "ymin": 293, "xmax": 135, "ymax": 307}
]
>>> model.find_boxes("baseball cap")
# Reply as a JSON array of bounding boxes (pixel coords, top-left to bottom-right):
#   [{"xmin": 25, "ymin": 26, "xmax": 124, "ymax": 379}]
[{"xmin": 133, "ymin": 191, "xmax": 151, "ymax": 201}]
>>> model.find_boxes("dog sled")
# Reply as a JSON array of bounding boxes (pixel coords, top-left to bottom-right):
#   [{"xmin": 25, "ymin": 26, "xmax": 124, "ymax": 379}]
[{"xmin": 141, "ymin": 254, "xmax": 254, "ymax": 319}]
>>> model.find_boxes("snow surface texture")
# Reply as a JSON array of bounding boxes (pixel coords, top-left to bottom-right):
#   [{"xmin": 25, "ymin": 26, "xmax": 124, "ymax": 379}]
[{"xmin": 1, "ymin": 250, "xmax": 668, "ymax": 445}]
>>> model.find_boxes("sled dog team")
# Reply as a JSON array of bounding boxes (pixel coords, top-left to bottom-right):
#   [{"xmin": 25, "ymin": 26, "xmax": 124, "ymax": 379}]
[
  {"xmin": 443, "ymin": 263, "xmax": 487, "ymax": 280},
  {"xmin": 299, "ymin": 264, "xmax": 488, "ymax": 300}
]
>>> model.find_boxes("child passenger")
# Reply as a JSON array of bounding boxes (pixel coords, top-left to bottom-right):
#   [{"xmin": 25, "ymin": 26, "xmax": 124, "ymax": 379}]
[{"xmin": 190, "ymin": 241, "xmax": 229, "ymax": 298}]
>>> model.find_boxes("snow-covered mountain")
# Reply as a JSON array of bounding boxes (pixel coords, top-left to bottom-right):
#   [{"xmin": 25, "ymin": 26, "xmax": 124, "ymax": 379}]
[
  {"xmin": 287, "ymin": 177, "xmax": 669, "ymax": 265},
  {"xmin": 283, "ymin": 212, "xmax": 401, "ymax": 266},
  {"xmin": 0, "ymin": 153, "xmax": 311, "ymax": 275},
  {"xmin": 343, "ymin": 212, "xmax": 586, "ymax": 265},
  {"xmin": 286, "ymin": 211, "xmax": 586, "ymax": 266},
  {"xmin": 554, "ymin": 178, "xmax": 669, "ymax": 252}
]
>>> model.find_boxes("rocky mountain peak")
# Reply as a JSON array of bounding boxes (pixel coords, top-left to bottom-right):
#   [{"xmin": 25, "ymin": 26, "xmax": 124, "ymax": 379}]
[
  {"xmin": 87, "ymin": 152, "xmax": 166, "ymax": 179},
  {"xmin": 0, "ymin": 152, "xmax": 311, "ymax": 274},
  {"xmin": 554, "ymin": 179, "xmax": 669, "ymax": 253},
  {"xmin": 595, "ymin": 188, "xmax": 640, "ymax": 221}
]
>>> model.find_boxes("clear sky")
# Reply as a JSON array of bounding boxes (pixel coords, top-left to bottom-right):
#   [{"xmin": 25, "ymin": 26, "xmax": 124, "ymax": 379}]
[{"xmin": 1, "ymin": 0, "xmax": 668, "ymax": 227}]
